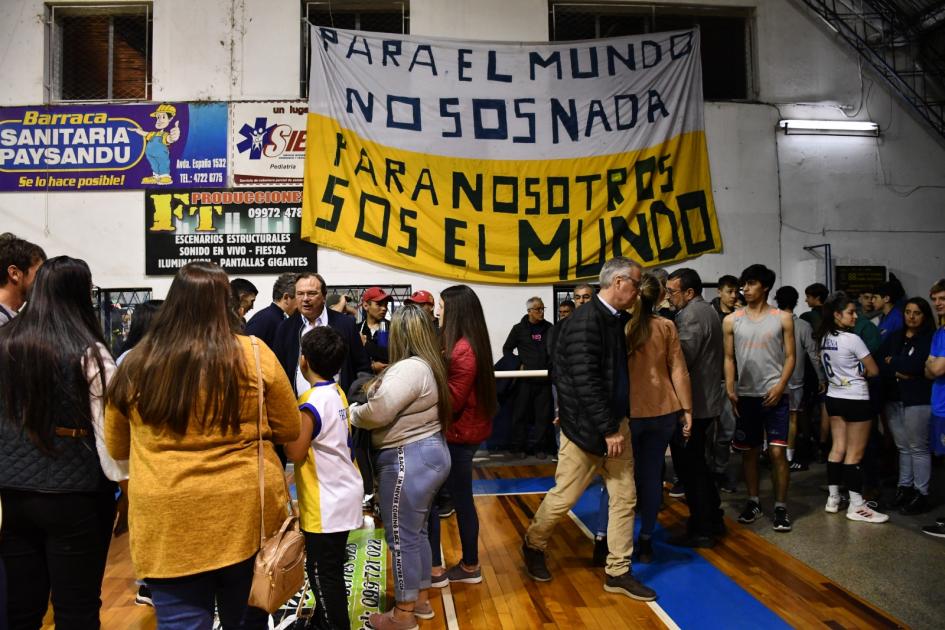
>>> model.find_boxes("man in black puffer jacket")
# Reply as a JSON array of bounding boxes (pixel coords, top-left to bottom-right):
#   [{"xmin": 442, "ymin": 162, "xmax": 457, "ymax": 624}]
[{"xmin": 522, "ymin": 257, "xmax": 657, "ymax": 602}]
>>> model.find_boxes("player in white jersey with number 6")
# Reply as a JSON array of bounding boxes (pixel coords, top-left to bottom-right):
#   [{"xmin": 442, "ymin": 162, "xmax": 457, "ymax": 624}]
[{"xmin": 817, "ymin": 292, "xmax": 887, "ymax": 524}]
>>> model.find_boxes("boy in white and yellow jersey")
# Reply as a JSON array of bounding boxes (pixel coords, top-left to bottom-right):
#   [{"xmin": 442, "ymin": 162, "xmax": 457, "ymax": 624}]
[{"xmin": 285, "ymin": 326, "xmax": 363, "ymax": 630}]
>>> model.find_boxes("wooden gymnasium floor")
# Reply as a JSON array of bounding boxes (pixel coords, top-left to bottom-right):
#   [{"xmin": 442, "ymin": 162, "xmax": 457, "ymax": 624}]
[{"xmin": 51, "ymin": 463, "xmax": 904, "ymax": 629}]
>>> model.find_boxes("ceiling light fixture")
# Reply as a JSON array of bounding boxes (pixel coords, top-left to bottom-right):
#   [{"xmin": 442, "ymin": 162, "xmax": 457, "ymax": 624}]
[{"xmin": 778, "ymin": 119, "xmax": 880, "ymax": 136}]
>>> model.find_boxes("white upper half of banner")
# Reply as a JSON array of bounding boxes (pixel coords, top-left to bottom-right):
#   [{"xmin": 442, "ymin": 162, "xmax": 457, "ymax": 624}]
[{"xmin": 307, "ymin": 27, "xmax": 704, "ymax": 161}]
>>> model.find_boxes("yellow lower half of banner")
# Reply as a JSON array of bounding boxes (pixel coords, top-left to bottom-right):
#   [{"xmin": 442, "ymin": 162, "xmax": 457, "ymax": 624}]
[{"xmin": 302, "ymin": 114, "xmax": 721, "ymax": 284}]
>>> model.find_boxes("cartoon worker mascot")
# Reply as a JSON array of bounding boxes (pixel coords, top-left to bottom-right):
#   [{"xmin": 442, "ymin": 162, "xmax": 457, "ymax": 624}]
[{"xmin": 129, "ymin": 103, "xmax": 181, "ymax": 185}]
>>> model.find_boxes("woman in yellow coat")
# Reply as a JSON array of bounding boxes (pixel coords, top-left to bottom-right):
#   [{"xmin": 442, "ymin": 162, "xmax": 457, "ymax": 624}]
[{"xmin": 106, "ymin": 261, "xmax": 299, "ymax": 629}]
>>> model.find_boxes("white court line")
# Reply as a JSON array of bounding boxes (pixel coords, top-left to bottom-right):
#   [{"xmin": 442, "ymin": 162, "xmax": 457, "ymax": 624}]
[
  {"xmin": 566, "ymin": 512, "xmax": 681, "ymax": 630},
  {"xmin": 438, "ymin": 544, "xmax": 460, "ymax": 630}
]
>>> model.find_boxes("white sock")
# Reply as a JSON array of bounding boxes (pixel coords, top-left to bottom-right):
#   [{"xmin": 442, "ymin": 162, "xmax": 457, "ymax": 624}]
[
  {"xmin": 786, "ymin": 448, "xmax": 794, "ymax": 462},
  {"xmin": 849, "ymin": 491, "xmax": 865, "ymax": 508},
  {"xmin": 828, "ymin": 485, "xmax": 840, "ymax": 499}
]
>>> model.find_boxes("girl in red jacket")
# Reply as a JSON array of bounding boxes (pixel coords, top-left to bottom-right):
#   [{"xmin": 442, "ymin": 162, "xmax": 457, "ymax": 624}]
[{"xmin": 429, "ymin": 284, "xmax": 498, "ymax": 586}]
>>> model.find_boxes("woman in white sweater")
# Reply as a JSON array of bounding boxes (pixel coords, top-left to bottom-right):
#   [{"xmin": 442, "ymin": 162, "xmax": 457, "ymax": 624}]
[{"xmin": 351, "ymin": 304, "xmax": 452, "ymax": 630}]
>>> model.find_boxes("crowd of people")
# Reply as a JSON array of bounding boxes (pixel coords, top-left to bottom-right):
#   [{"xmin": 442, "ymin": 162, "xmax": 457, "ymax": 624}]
[{"xmin": 1, "ymin": 229, "xmax": 944, "ymax": 629}]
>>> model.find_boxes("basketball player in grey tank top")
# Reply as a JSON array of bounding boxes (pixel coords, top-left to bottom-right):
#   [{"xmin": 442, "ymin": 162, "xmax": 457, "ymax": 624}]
[{"xmin": 723, "ymin": 264, "xmax": 796, "ymax": 532}]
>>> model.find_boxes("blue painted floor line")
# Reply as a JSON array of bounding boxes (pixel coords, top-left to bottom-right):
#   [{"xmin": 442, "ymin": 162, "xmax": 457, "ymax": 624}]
[{"xmin": 477, "ymin": 476, "xmax": 792, "ymax": 630}]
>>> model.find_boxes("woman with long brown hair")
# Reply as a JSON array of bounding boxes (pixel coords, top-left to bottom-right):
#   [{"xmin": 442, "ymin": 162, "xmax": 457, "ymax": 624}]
[
  {"xmin": 105, "ymin": 261, "xmax": 299, "ymax": 628},
  {"xmin": 429, "ymin": 284, "xmax": 497, "ymax": 587},
  {"xmin": 0, "ymin": 255, "xmax": 126, "ymax": 630},
  {"xmin": 350, "ymin": 304, "xmax": 452, "ymax": 630}
]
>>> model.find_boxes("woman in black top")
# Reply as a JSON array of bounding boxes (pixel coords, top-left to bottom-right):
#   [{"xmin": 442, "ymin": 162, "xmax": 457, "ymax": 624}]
[
  {"xmin": 878, "ymin": 297, "xmax": 935, "ymax": 515},
  {"xmin": 0, "ymin": 256, "xmax": 126, "ymax": 629}
]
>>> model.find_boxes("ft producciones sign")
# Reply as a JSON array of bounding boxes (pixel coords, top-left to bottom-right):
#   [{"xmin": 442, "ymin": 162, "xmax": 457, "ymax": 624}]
[
  {"xmin": 0, "ymin": 103, "xmax": 227, "ymax": 191},
  {"xmin": 145, "ymin": 188, "xmax": 317, "ymax": 275},
  {"xmin": 301, "ymin": 28, "xmax": 721, "ymax": 284}
]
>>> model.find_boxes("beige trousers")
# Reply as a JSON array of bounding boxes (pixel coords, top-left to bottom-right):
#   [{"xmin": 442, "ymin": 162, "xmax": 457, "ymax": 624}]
[{"xmin": 525, "ymin": 418, "xmax": 637, "ymax": 577}]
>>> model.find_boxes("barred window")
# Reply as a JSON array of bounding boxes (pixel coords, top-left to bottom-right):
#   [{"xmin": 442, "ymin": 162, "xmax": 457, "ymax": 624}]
[
  {"xmin": 549, "ymin": 2, "xmax": 753, "ymax": 101},
  {"xmin": 45, "ymin": 3, "xmax": 152, "ymax": 102},
  {"xmin": 301, "ymin": 1, "xmax": 409, "ymax": 98}
]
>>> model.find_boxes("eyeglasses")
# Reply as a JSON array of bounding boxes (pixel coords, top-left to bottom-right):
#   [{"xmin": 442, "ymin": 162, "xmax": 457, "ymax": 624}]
[
  {"xmin": 616, "ymin": 274, "xmax": 641, "ymax": 289},
  {"xmin": 529, "ymin": 307, "xmax": 545, "ymax": 312}
]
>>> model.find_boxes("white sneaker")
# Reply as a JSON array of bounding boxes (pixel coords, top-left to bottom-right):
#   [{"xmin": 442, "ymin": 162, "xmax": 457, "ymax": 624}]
[
  {"xmin": 846, "ymin": 502, "xmax": 889, "ymax": 523},
  {"xmin": 825, "ymin": 495, "xmax": 841, "ymax": 513}
]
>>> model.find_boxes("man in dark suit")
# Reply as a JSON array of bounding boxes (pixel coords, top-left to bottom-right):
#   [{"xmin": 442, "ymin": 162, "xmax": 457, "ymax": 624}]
[
  {"xmin": 245, "ymin": 272, "xmax": 298, "ymax": 349},
  {"xmin": 271, "ymin": 272, "xmax": 370, "ymax": 396}
]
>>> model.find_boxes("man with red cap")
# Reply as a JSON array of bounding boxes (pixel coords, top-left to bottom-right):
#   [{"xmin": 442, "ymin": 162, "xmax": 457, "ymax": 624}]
[
  {"xmin": 407, "ymin": 289, "xmax": 439, "ymax": 327},
  {"xmin": 406, "ymin": 289, "xmax": 435, "ymax": 315},
  {"xmin": 360, "ymin": 286, "xmax": 392, "ymax": 374}
]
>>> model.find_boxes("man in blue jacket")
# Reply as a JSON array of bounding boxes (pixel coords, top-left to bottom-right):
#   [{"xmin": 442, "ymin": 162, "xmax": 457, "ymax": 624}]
[
  {"xmin": 245, "ymin": 272, "xmax": 298, "ymax": 349},
  {"xmin": 523, "ymin": 257, "xmax": 656, "ymax": 602}
]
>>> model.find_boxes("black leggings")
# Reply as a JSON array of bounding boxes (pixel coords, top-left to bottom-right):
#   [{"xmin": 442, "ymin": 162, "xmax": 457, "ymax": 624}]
[
  {"xmin": 304, "ymin": 530, "xmax": 350, "ymax": 630},
  {"xmin": 0, "ymin": 489, "xmax": 116, "ymax": 630},
  {"xmin": 429, "ymin": 442, "xmax": 480, "ymax": 567}
]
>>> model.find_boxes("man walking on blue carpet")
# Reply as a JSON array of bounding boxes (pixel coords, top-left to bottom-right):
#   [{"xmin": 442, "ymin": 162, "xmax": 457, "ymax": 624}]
[{"xmin": 522, "ymin": 257, "xmax": 657, "ymax": 602}]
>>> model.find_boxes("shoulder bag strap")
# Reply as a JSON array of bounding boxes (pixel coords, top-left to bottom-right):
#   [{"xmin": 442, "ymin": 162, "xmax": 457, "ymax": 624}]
[{"xmin": 251, "ymin": 336, "xmax": 266, "ymax": 548}]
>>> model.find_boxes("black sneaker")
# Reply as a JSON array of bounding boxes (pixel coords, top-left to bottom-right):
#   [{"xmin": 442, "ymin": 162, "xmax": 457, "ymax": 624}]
[
  {"xmin": 788, "ymin": 460, "xmax": 808, "ymax": 471},
  {"xmin": 522, "ymin": 541, "xmax": 551, "ymax": 582},
  {"xmin": 772, "ymin": 506, "xmax": 793, "ymax": 532},
  {"xmin": 737, "ymin": 500, "xmax": 762, "ymax": 524},
  {"xmin": 604, "ymin": 572, "xmax": 657, "ymax": 601},
  {"xmin": 901, "ymin": 493, "xmax": 929, "ymax": 516},
  {"xmin": 668, "ymin": 481, "xmax": 685, "ymax": 498},
  {"xmin": 438, "ymin": 500, "xmax": 456, "ymax": 519},
  {"xmin": 923, "ymin": 522, "xmax": 945, "ymax": 538},
  {"xmin": 937, "ymin": 515, "xmax": 945, "ymax": 526},
  {"xmin": 893, "ymin": 486, "xmax": 915, "ymax": 509},
  {"xmin": 134, "ymin": 584, "xmax": 153, "ymax": 607}
]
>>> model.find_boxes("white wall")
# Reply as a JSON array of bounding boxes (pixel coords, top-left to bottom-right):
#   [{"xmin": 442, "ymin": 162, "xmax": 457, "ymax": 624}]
[{"xmin": 1, "ymin": 0, "xmax": 944, "ymax": 360}]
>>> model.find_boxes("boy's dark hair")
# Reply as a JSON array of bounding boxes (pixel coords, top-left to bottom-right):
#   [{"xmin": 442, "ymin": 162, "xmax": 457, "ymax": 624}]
[
  {"xmin": 230, "ymin": 277, "xmax": 258, "ymax": 299},
  {"xmin": 0, "ymin": 233, "xmax": 47, "ymax": 287},
  {"xmin": 739, "ymin": 265, "xmax": 776, "ymax": 293},
  {"xmin": 875, "ymin": 274, "xmax": 905, "ymax": 302},
  {"xmin": 774, "ymin": 286, "xmax": 799, "ymax": 311},
  {"xmin": 301, "ymin": 326, "xmax": 347, "ymax": 380},
  {"xmin": 804, "ymin": 283, "xmax": 829, "ymax": 303},
  {"xmin": 559, "ymin": 299, "xmax": 575, "ymax": 309},
  {"xmin": 717, "ymin": 274, "xmax": 739, "ymax": 290},
  {"xmin": 669, "ymin": 268, "xmax": 703, "ymax": 295}
]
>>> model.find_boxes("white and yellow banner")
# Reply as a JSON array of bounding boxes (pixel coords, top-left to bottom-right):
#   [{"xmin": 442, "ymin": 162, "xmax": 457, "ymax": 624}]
[{"xmin": 302, "ymin": 27, "xmax": 720, "ymax": 284}]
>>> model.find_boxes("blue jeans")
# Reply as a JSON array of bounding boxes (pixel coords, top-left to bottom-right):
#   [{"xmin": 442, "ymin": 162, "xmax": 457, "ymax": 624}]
[
  {"xmin": 429, "ymin": 442, "xmax": 479, "ymax": 567},
  {"xmin": 376, "ymin": 433, "xmax": 451, "ymax": 602},
  {"xmin": 885, "ymin": 402, "xmax": 932, "ymax": 495},
  {"xmin": 148, "ymin": 555, "xmax": 267, "ymax": 630},
  {"xmin": 597, "ymin": 413, "xmax": 678, "ymax": 538}
]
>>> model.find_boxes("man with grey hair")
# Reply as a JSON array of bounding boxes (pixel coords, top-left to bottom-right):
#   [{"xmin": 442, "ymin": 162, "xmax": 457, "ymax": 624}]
[
  {"xmin": 503, "ymin": 296, "xmax": 554, "ymax": 458},
  {"xmin": 523, "ymin": 257, "xmax": 656, "ymax": 601},
  {"xmin": 246, "ymin": 272, "xmax": 298, "ymax": 348}
]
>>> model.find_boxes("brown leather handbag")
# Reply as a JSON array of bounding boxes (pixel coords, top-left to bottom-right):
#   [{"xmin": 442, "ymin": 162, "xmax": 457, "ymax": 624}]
[{"xmin": 247, "ymin": 337, "xmax": 306, "ymax": 614}]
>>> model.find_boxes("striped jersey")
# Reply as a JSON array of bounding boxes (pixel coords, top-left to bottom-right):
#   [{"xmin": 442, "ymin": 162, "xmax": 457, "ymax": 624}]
[{"xmin": 295, "ymin": 382, "xmax": 363, "ymax": 533}]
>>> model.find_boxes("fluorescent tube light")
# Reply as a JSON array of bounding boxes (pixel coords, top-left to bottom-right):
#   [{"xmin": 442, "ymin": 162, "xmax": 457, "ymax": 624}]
[{"xmin": 778, "ymin": 119, "xmax": 880, "ymax": 136}]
